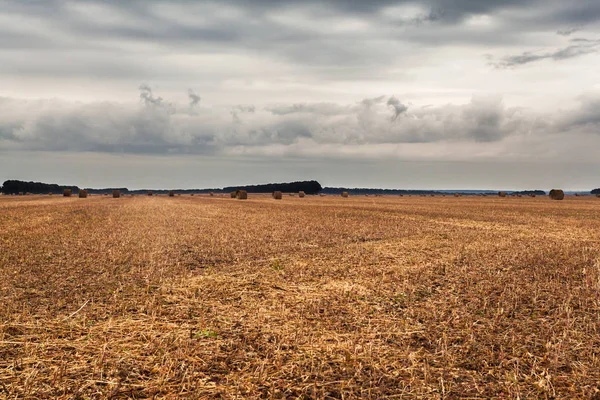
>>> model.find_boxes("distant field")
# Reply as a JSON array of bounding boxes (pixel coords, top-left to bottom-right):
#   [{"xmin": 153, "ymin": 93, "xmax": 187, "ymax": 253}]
[{"xmin": 1, "ymin": 194, "xmax": 599, "ymax": 398}]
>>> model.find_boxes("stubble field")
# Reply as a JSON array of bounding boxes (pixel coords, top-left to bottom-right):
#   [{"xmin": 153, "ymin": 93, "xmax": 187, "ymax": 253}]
[{"xmin": 1, "ymin": 194, "xmax": 599, "ymax": 399}]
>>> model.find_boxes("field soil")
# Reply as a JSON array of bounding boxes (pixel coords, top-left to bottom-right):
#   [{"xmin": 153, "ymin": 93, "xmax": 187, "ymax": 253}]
[{"xmin": 1, "ymin": 194, "xmax": 600, "ymax": 398}]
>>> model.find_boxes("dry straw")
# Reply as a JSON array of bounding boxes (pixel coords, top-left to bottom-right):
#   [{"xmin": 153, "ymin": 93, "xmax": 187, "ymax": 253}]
[
  {"xmin": 549, "ymin": 189, "xmax": 564, "ymax": 200},
  {"xmin": 63, "ymin": 189, "xmax": 72, "ymax": 197},
  {"xmin": 79, "ymin": 190, "xmax": 88, "ymax": 198},
  {"xmin": 236, "ymin": 190, "xmax": 248, "ymax": 200},
  {"xmin": 341, "ymin": 192, "xmax": 349, "ymax": 198},
  {"xmin": 299, "ymin": 191, "xmax": 305, "ymax": 198},
  {"xmin": 273, "ymin": 191, "xmax": 282, "ymax": 200},
  {"xmin": 112, "ymin": 190, "xmax": 120, "ymax": 198}
]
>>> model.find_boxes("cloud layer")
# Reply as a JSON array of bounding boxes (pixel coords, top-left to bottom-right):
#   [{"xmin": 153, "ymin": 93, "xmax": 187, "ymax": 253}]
[{"xmin": 2, "ymin": 88, "xmax": 599, "ymax": 163}]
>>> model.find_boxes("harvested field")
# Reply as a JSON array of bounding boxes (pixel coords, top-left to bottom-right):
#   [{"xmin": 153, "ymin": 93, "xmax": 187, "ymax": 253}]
[{"xmin": 1, "ymin": 195, "xmax": 600, "ymax": 398}]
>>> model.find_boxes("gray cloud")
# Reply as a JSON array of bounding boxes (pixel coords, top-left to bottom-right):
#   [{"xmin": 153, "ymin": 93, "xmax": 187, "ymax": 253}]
[
  {"xmin": 3, "ymin": 90, "xmax": 599, "ymax": 157},
  {"xmin": 188, "ymin": 89, "xmax": 201, "ymax": 107},
  {"xmin": 493, "ymin": 39, "xmax": 600, "ymax": 67},
  {"xmin": 387, "ymin": 96, "xmax": 408, "ymax": 121}
]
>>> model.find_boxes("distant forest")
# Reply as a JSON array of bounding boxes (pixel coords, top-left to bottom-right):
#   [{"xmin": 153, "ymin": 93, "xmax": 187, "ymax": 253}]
[
  {"xmin": 2, "ymin": 179, "xmax": 593, "ymax": 196},
  {"xmin": 224, "ymin": 181, "xmax": 323, "ymax": 195}
]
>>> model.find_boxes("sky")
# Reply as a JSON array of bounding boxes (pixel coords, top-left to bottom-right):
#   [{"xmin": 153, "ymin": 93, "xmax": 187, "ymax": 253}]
[{"xmin": 1, "ymin": 0, "xmax": 600, "ymax": 190}]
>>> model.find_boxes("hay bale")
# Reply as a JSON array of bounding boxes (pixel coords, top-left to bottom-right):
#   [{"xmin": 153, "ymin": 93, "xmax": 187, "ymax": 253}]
[
  {"xmin": 112, "ymin": 190, "xmax": 121, "ymax": 198},
  {"xmin": 63, "ymin": 189, "xmax": 72, "ymax": 197},
  {"xmin": 320, "ymin": 193, "xmax": 326, "ymax": 197},
  {"xmin": 273, "ymin": 191, "xmax": 282, "ymax": 200},
  {"xmin": 230, "ymin": 191, "xmax": 237, "ymax": 198},
  {"xmin": 236, "ymin": 190, "xmax": 248, "ymax": 200},
  {"xmin": 529, "ymin": 194, "xmax": 536, "ymax": 198},
  {"xmin": 596, "ymin": 194, "xmax": 600, "ymax": 198},
  {"xmin": 18, "ymin": 192, "xmax": 23, "ymax": 196},
  {"xmin": 78, "ymin": 190, "xmax": 88, "ymax": 198},
  {"xmin": 299, "ymin": 191, "xmax": 305, "ymax": 198},
  {"xmin": 210, "ymin": 192, "xmax": 214, "ymax": 197},
  {"xmin": 168, "ymin": 191, "xmax": 175, "ymax": 197},
  {"xmin": 289, "ymin": 193, "xmax": 295, "ymax": 197},
  {"xmin": 498, "ymin": 191, "xmax": 507, "ymax": 198},
  {"xmin": 341, "ymin": 192, "xmax": 349, "ymax": 198},
  {"xmin": 549, "ymin": 189, "xmax": 564, "ymax": 200},
  {"xmin": 148, "ymin": 191, "xmax": 153, "ymax": 196},
  {"xmin": 454, "ymin": 193, "xmax": 460, "ymax": 197}
]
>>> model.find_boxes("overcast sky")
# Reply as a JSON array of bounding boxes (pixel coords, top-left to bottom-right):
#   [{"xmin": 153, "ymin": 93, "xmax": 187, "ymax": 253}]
[{"xmin": 2, "ymin": 0, "xmax": 600, "ymax": 190}]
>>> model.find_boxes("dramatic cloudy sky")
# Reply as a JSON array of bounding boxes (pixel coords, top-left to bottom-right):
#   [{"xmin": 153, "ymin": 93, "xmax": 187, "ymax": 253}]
[{"xmin": 2, "ymin": 0, "xmax": 600, "ymax": 190}]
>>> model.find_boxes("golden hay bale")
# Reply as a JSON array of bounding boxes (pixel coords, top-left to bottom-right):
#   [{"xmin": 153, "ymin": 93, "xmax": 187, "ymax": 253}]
[
  {"xmin": 299, "ymin": 191, "xmax": 305, "ymax": 198},
  {"xmin": 63, "ymin": 189, "xmax": 72, "ymax": 197},
  {"xmin": 78, "ymin": 190, "xmax": 88, "ymax": 198},
  {"xmin": 236, "ymin": 190, "xmax": 248, "ymax": 200},
  {"xmin": 112, "ymin": 190, "xmax": 121, "ymax": 198},
  {"xmin": 48, "ymin": 192, "xmax": 53, "ymax": 196},
  {"xmin": 549, "ymin": 189, "xmax": 564, "ymax": 200},
  {"xmin": 341, "ymin": 192, "xmax": 349, "ymax": 198},
  {"xmin": 454, "ymin": 193, "xmax": 460, "ymax": 197},
  {"xmin": 18, "ymin": 192, "xmax": 23, "ymax": 196},
  {"xmin": 230, "ymin": 191, "xmax": 236, "ymax": 198},
  {"xmin": 168, "ymin": 191, "xmax": 175, "ymax": 197},
  {"xmin": 320, "ymin": 193, "xmax": 326, "ymax": 197},
  {"xmin": 517, "ymin": 194, "xmax": 522, "ymax": 198},
  {"xmin": 210, "ymin": 192, "xmax": 214, "ymax": 196},
  {"xmin": 596, "ymin": 194, "xmax": 600, "ymax": 198},
  {"xmin": 529, "ymin": 194, "xmax": 536, "ymax": 198},
  {"xmin": 498, "ymin": 191, "xmax": 507, "ymax": 197},
  {"xmin": 273, "ymin": 191, "xmax": 283, "ymax": 200}
]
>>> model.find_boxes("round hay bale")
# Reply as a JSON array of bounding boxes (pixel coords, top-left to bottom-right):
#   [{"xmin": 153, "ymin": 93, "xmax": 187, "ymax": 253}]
[
  {"xmin": 210, "ymin": 192, "xmax": 214, "ymax": 196},
  {"xmin": 454, "ymin": 193, "xmax": 460, "ymax": 197},
  {"xmin": 18, "ymin": 192, "xmax": 23, "ymax": 196},
  {"xmin": 498, "ymin": 191, "xmax": 507, "ymax": 198},
  {"xmin": 63, "ymin": 189, "xmax": 72, "ymax": 197},
  {"xmin": 341, "ymin": 192, "xmax": 349, "ymax": 198},
  {"xmin": 529, "ymin": 193, "xmax": 536, "ymax": 198},
  {"xmin": 148, "ymin": 191, "xmax": 153, "ymax": 196},
  {"xmin": 168, "ymin": 191, "xmax": 175, "ymax": 197},
  {"xmin": 236, "ymin": 190, "xmax": 248, "ymax": 200},
  {"xmin": 549, "ymin": 189, "xmax": 564, "ymax": 200},
  {"xmin": 112, "ymin": 190, "xmax": 121, "ymax": 198},
  {"xmin": 230, "ymin": 191, "xmax": 237, "ymax": 198},
  {"xmin": 273, "ymin": 191, "xmax": 282, "ymax": 200},
  {"xmin": 320, "ymin": 193, "xmax": 326, "ymax": 197},
  {"xmin": 78, "ymin": 190, "xmax": 88, "ymax": 198},
  {"xmin": 517, "ymin": 194, "xmax": 522, "ymax": 198},
  {"xmin": 596, "ymin": 194, "xmax": 600, "ymax": 198},
  {"xmin": 299, "ymin": 191, "xmax": 305, "ymax": 198}
]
